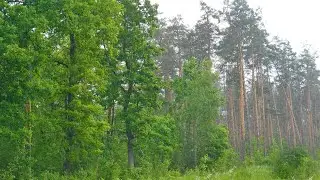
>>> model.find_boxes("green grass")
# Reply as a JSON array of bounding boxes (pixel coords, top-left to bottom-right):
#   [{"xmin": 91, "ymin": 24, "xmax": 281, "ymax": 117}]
[
  {"xmin": 156, "ymin": 165, "xmax": 320, "ymax": 180},
  {"xmin": 163, "ymin": 166, "xmax": 273, "ymax": 180}
]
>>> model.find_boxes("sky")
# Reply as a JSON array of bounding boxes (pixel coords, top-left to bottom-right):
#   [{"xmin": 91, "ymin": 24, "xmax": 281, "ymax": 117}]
[{"xmin": 151, "ymin": 0, "xmax": 320, "ymax": 68}]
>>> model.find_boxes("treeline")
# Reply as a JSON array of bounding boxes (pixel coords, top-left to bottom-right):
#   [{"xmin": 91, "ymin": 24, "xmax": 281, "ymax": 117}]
[
  {"xmin": 1, "ymin": 0, "xmax": 320, "ymax": 179},
  {"xmin": 157, "ymin": 0, "xmax": 320, "ymax": 160}
]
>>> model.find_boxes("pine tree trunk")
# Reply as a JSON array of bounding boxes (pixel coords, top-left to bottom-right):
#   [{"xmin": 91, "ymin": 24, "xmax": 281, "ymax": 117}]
[
  {"xmin": 272, "ymin": 88, "xmax": 282, "ymax": 148},
  {"xmin": 259, "ymin": 66, "xmax": 266, "ymax": 155},
  {"xmin": 289, "ymin": 87, "xmax": 302, "ymax": 145},
  {"xmin": 238, "ymin": 45, "xmax": 245, "ymax": 159},
  {"xmin": 227, "ymin": 88, "xmax": 236, "ymax": 148},
  {"xmin": 299, "ymin": 96, "xmax": 304, "ymax": 145},
  {"xmin": 246, "ymin": 92, "xmax": 251, "ymax": 156},
  {"xmin": 266, "ymin": 68, "xmax": 273, "ymax": 151},
  {"xmin": 284, "ymin": 86, "xmax": 296, "ymax": 147},
  {"xmin": 307, "ymin": 85, "xmax": 314, "ymax": 154},
  {"xmin": 252, "ymin": 63, "xmax": 258, "ymax": 140}
]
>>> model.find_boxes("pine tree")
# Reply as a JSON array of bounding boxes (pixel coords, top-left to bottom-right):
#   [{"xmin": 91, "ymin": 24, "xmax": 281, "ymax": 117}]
[
  {"xmin": 191, "ymin": 1, "xmax": 220, "ymax": 61},
  {"xmin": 298, "ymin": 48, "xmax": 319, "ymax": 154},
  {"xmin": 217, "ymin": 0, "xmax": 265, "ymax": 159}
]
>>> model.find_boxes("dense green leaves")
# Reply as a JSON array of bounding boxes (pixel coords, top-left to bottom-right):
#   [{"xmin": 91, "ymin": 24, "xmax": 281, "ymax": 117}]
[
  {"xmin": 171, "ymin": 58, "xmax": 228, "ymax": 170},
  {"xmin": 2, "ymin": 0, "xmax": 320, "ymax": 179}
]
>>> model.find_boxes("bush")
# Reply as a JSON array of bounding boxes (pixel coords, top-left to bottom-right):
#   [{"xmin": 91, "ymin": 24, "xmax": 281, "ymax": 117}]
[
  {"xmin": 295, "ymin": 156, "xmax": 320, "ymax": 179},
  {"xmin": 0, "ymin": 169, "xmax": 15, "ymax": 180},
  {"xmin": 214, "ymin": 149, "xmax": 239, "ymax": 172},
  {"xmin": 272, "ymin": 147, "xmax": 314, "ymax": 179}
]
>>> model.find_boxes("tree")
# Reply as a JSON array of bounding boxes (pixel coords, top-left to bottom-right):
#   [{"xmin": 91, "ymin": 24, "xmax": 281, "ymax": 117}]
[
  {"xmin": 172, "ymin": 58, "xmax": 227, "ymax": 169},
  {"xmin": 0, "ymin": 1, "xmax": 50, "ymax": 177},
  {"xmin": 192, "ymin": 1, "xmax": 220, "ymax": 61},
  {"xmin": 217, "ymin": 0, "xmax": 265, "ymax": 159},
  {"xmin": 116, "ymin": 0, "xmax": 161, "ymax": 168},
  {"xmin": 269, "ymin": 38, "xmax": 300, "ymax": 148},
  {"xmin": 34, "ymin": 0, "xmax": 122, "ymax": 173},
  {"xmin": 156, "ymin": 15, "xmax": 189, "ymax": 78},
  {"xmin": 298, "ymin": 48, "xmax": 319, "ymax": 154},
  {"xmin": 155, "ymin": 16, "xmax": 188, "ymax": 112}
]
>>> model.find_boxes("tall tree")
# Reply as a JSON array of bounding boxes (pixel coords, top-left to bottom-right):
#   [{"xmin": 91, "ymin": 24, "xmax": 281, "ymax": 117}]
[
  {"xmin": 172, "ymin": 58, "xmax": 227, "ymax": 170},
  {"xmin": 298, "ymin": 48, "xmax": 319, "ymax": 154},
  {"xmin": 35, "ymin": 0, "xmax": 122, "ymax": 173},
  {"xmin": 155, "ymin": 16, "xmax": 188, "ymax": 112},
  {"xmin": 192, "ymin": 1, "xmax": 220, "ymax": 61},
  {"xmin": 269, "ymin": 38, "xmax": 300, "ymax": 148},
  {"xmin": 217, "ymin": 0, "xmax": 265, "ymax": 159},
  {"xmin": 0, "ymin": 1, "xmax": 50, "ymax": 177},
  {"xmin": 116, "ymin": 0, "xmax": 161, "ymax": 168}
]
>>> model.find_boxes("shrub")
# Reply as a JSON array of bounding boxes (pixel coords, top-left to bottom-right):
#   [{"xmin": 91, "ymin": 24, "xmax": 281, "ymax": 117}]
[
  {"xmin": 272, "ymin": 147, "xmax": 313, "ymax": 179},
  {"xmin": 214, "ymin": 149, "xmax": 239, "ymax": 172}
]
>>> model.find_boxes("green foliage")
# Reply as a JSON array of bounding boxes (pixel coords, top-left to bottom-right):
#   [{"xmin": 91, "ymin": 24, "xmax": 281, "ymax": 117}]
[
  {"xmin": 214, "ymin": 149, "xmax": 240, "ymax": 172},
  {"xmin": 156, "ymin": 166, "xmax": 273, "ymax": 180},
  {"xmin": 216, "ymin": 166, "xmax": 273, "ymax": 180},
  {"xmin": 136, "ymin": 112, "xmax": 176, "ymax": 163},
  {"xmin": 171, "ymin": 58, "xmax": 229, "ymax": 170},
  {"xmin": 2, "ymin": 0, "xmax": 320, "ymax": 179},
  {"xmin": 272, "ymin": 147, "xmax": 317, "ymax": 179},
  {"xmin": 1, "ymin": 0, "xmax": 122, "ymax": 176},
  {"xmin": 112, "ymin": 0, "xmax": 162, "ymax": 168}
]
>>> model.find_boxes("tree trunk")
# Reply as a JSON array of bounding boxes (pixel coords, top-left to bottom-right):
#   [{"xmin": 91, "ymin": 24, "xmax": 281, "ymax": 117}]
[
  {"xmin": 259, "ymin": 66, "xmax": 266, "ymax": 155},
  {"xmin": 64, "ymin": 33, "xmax": 76, "ymax": 173},
  {"xmin": 238, "ymin": 45, "xmax": 245, "ymax": 159},
  {"xmin": 284, "ymin": 86, "xmax": 296, "ymax": 147},
  {"xmin": 228, "ymin": 88, "xmax": 236, "ymax": 148},
  {"xmin": 246, "ymin": 90, "xmax": 251, "ymax": 156},
  {"xmin": 124, "ymin": 81, "xmax": 135, "ymax": 168},
  {"xmin": 272, "ymin": 88, "xmax": 282, "ymax": 148},
  {"xmin": 299, "ymin": 95, "xmax": 304, "ymax": 145},
  {"xmin": 252, "ymin": 63, "xmax": 258, "ymax": 139},
  {"xmin": 127, "ymin": 135, "xmax": 135, "ymax": 168},
  {"xmin": 107, "ymin": 104, "xmax": 115, "ymax": 135},
  {"xmin": 306, "ymin": 85, "xmax": 314, "ymax": 154},
  {"xmin": 123, "ymin": 45, "xmax": 135, "ymax": 168},
  {"xmin": 266, "ymin": 68, "xmax": 273, "ymax": 151}
]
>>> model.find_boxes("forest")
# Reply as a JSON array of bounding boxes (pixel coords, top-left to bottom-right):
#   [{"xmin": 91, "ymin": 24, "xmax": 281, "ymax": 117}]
[{"xmin": 1, "ymin": 0, "xmax": 320, "ymax": 179}]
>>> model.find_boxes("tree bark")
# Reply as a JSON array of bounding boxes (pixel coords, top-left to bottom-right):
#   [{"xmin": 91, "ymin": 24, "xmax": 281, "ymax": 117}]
[
  {"xmin": 124, "ymin": 80, "xmax": 135, "ymax": 168},
  {"xmin": 284, "ymin": 86, "xmax": 297, "ymax": 147},
  {"xmin": 306, "ymin": 85, "xmax": 314, "ymax": 154},
  {"xmin": 252, "ymin": 63, "xmax": 258, "ymax": 139},
  {"xmin": 238, "ymin": 45, "xmax": 245, "ymax": 159},
  {"xmin": 227, "ymin": 88, "xmax": 236, "ymax": 148},
  {"xmin": 272, "ymin": 88, "xmax": 282, "ymax": 148}
]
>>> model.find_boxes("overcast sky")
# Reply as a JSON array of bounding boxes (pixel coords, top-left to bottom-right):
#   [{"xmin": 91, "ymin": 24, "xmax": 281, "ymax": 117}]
[{"xmin": 151, "ymin": 0, "xmax": 320, "ymax": 68}]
